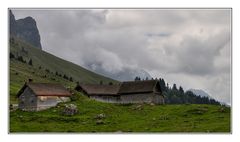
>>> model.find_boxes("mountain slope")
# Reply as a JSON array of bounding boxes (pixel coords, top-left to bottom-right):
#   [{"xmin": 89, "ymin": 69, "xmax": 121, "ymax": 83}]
[{"xmin": 9, "ymin": 37, "xmax": 117, "ymax": 103}]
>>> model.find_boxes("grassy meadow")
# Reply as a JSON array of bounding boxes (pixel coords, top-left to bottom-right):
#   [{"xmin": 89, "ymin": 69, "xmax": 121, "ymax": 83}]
[{"xmin": 10, "ymin": 92, "xmax": 230, "ymax": 132}]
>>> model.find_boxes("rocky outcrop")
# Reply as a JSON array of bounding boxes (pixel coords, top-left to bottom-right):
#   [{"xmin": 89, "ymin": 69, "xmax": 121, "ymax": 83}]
[{"xmin": 10, "ymin": 10, "xmax": 42, "ymax": 49}]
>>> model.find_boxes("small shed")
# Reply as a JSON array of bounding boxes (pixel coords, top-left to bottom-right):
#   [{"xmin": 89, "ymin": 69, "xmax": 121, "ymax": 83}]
[{"xmin": 17, "ymin": 83, "xmax": 71, "ymax": 111}]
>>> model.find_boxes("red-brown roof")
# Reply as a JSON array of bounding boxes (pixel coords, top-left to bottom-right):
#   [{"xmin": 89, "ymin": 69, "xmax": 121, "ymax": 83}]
[
  {"xmin": 17, "ymin": 83, "xmax": 71, "ymax": 97},
  {"xmin": 78, "ymin": 84, "xmax": 121, "ymax": 96},
  {"xmin": 118, "ymin": 80, "xmax": 160, "ymax": 94}
]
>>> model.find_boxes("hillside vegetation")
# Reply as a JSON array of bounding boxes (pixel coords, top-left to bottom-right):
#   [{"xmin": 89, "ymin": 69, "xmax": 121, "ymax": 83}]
[
  {"xmin": 10, "ymin": 92, "xmax": 230, "ymax": 132},
  {"xmin": 9, "ymin": 37, "xmax": 117, "ymax": 103}
]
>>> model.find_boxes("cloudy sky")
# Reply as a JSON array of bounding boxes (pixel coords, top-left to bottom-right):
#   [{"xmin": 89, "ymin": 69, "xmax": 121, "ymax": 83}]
[{"xmin": 12, "ymin": 9, "xmax": 231, "ymax": 104}]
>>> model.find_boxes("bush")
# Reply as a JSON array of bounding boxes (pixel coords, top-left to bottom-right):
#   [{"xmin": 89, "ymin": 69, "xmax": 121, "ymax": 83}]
[
  {"xmin": 10, "ymin": 52, "xmax": 15, "ymax": 59},
  {"xmin": 45, "ymin": 69, "xmax": 50, "ymax": 73},
  {"xmin": 28, "ymin": 59, "xmax": 33, "ymax": 66},
  {"xmin": 70, "ymin": 93, "xmax": 80, "ymax": 101},
  {"xmin": 17, "ymin": 56, "xmax": 25, "ymax": 63},
  {"xmin": 63, "ymin": 74, "xmax": 69, "ymax": 80}
]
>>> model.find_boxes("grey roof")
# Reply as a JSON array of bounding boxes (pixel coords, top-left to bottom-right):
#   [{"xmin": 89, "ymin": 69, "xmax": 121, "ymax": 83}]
[
  {"xmin": 78, "ymin": 84, "xmax": 121, "ymax": 95},
  {"xmin": 118, "ymin": 80, "xmax": 160, "ymax": 94},
  {"xmin": 17, "ymin": 83, "xmax": 71, "ymax": 97},
  {"xmin": 77, "ymin": 80, "xmax": 161, "ymax": 96}
]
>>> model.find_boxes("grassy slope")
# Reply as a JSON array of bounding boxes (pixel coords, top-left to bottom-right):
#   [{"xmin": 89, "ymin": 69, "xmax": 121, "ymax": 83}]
[
  {"xmin": 9, "ymin": 38, "xmax": 117, "ymax": 103},
  {"xmin": 10, "ymin": 60, "xmax": 75, "ymax": 103},
  {"xmin": 10, "ymin": 92, "xmax": 230, "ymax": 132}
]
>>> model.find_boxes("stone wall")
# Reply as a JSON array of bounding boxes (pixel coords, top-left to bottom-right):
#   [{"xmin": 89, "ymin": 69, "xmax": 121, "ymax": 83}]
[
  {"xmin": 121, "ymin": 93, "xmax": 164, "ymax": 104},
  {"xmin": 89, "ymin": 93, "xmax": 164, "ymax": 104},
  {"xmin": 89, "ymin": 95, "xmax": 120, "ymax": 103},
  {"xmin": 18, "ymin": 87, "xmax": 38, "ymax": 111}
]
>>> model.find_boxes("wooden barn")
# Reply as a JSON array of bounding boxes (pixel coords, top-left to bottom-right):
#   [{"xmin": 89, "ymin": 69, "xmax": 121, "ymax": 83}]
[
  {"xmin": 118, "ymin": 80, "xmax": 164, "ymax": 104},
  {"xmin": 75, "ymin": 84, "xmax": 121, "ymax": 103},
  {"xmin": 76, "ymin": 80, "xmax": 164, "ymax": 104},
  {"xmin": 17, "ymin": 83, "xmax": 72, "ymax": 111}
]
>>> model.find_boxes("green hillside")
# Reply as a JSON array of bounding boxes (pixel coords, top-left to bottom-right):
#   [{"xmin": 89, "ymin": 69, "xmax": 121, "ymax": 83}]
[
  {"xmin": 10, "ymin": 92, "xmax": 230, "ymax": 132},
  {"xmin": 9, "ymin": 37, "xmax": 117, "ymax": 103}
]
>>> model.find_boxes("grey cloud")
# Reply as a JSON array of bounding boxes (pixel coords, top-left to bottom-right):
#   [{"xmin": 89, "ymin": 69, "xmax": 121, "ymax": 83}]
[
  {"xmin": 12, "ymin": 9, "xmax": 231, "ymax": 104},
  {"xmin": 171, "ymin": 30, "xmax": 230, "ymax": 75}
]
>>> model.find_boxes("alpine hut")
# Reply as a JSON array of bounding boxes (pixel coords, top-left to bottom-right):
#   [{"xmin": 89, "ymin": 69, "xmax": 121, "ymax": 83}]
[{"xmin": 17, "ymin": 83, "xmax": 72, "ymax": 111}]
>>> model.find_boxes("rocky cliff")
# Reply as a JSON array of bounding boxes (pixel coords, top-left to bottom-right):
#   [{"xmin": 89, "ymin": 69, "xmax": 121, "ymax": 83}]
[{"xmin": 10, "ymin": 10, "xmax": 42, "ymax": 49}]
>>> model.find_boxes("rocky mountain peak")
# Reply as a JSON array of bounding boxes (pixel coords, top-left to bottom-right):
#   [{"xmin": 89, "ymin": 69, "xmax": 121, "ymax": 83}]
[{"xmin": 10, "ymin": 10, "xmax": 42, "ymax": 49}]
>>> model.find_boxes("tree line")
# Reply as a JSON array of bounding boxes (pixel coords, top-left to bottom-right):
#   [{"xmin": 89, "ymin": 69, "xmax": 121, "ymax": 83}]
[{"xmin": 135, "ymin": 76, "xmax": 220, "ymax": 105}]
